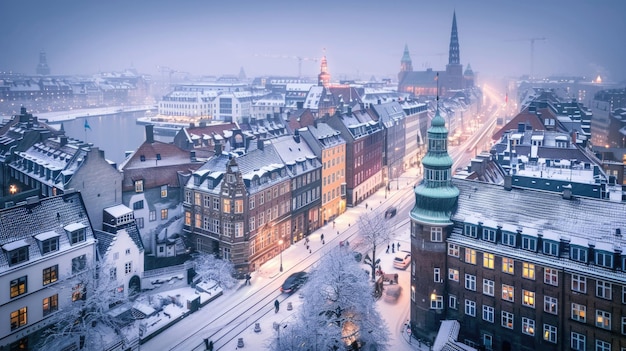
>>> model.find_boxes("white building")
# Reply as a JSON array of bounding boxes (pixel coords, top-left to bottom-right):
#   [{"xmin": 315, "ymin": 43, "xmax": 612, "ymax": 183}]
[{"xmin": 0, "ymin": 193, "xmax": 97, "ymax": 349}]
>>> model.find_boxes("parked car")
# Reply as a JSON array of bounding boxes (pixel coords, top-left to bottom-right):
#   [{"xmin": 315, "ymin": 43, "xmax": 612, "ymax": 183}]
[
  {"xmin": 384, "ymin": 206, "xmax": 397, "ymax": 218},
  {"xmin": 280, "ymin": 272, "xmax": 308, "ymax": 294},
  {"xmin": 383, "ymin": 284, "xmax": 402, "ymax": 302},
  {"xmin": 393, "ymin": 253, "xmax": 411, "ymax": 269}
]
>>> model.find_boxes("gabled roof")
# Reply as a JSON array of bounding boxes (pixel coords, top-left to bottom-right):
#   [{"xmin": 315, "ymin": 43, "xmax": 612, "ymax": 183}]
[
  {"xmin": 399, "ymin": 69, "xmax": 443, "ymax": 87},
  {"xmin": 492, "ymin": 109, "xmax": 547, "ymax": 140}
]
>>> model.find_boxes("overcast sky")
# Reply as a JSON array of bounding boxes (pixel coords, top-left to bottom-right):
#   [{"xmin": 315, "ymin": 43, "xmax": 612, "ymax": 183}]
[{"xmin": 1, "ymin": 0, "xmax": 625, "ymax": 82}]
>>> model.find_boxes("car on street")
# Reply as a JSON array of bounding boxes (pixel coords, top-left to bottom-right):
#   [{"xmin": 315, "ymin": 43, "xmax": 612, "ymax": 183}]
[
  {"xmin": 393, "ymin": 253, "xmax": 411, "ymax": 269},
  {"xmin": 383, "ymin": 284, "xmax": 402, "ymax": 302},
  {"xmin": 384, "ymin": 206, "xmax": 397, "ymax": 218},
  {"xmin": 280, "ymin": 271, "xmax": 308, "ymax": 294}
]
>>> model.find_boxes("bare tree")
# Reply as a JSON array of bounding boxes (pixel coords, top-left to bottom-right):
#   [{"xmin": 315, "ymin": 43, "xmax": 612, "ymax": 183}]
[
  {"xmin": 358, "ymin": 211, "xmax": 392, "ymax": 281},
  {"xmin": 269, "ymin": 247, "xmax": 389, "ymax": 351},
  {"xmin": 35, "ymin": 263, "xmax": 133, "ymax": 351},
  {"xmin": 190, "ymin": 252, "xmax": 238, "ymax": 289}
]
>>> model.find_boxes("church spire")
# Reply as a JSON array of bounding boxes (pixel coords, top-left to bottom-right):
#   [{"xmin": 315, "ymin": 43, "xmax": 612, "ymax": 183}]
[
  {"xmin": 400, "ymin": 44, "xmax": 413, "ymax": 72},
  {"xmin": 448, "ymin": 11, "xmax": 460, "ymax": 65},
  {"xmin": 318, "ymin": 48, "xmax": 331, "ymax": 88}
]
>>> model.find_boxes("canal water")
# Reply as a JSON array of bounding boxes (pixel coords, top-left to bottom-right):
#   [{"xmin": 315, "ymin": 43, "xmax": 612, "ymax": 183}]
[{"xmin": 46, "ymin": 111, "xmax": 173, "ymax": 166}]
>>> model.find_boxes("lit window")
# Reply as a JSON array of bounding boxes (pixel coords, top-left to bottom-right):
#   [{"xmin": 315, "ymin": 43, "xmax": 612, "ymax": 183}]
[
  {"xmin": 522, "ymin": 262, "xmax": 535, "ymax": 280},
  {"xmin": 543, "ymin": 324, "xmax": 557, "ymax": 343},
  {"xmin": 571, "ymin": 303, "xmax": 586, "ymax": 322},
  {"xmin": 10, "ymin": 277, "xmax": 27, "ymax": 298},
  {"xmin": 448, "ymin": 268, "xmax": 459, "ymax": 282},
  {"xmin": 134, "ymin": 180, "xmax": 143, "ymax": 193},
  {"xmin": 502, "ymin": 257, "xmax": 514, "ymax": 274},
  {"xmin": 235, "ymin": 199, "xmax": 244, "ymax": 213},
  {"xmin": 10, "ymin": 307, "xmax": 27, "ymax": 330},
  {"xmin": 160, "ymin": 185, "xmax": 168, "ymax": 198},
  {"xmin": 43, "ymin": 265, "xmax": 58, "ymax": 285},
  {"xmin": 502, "ymin": 284, "xmax": 514, "ymax": 302},
  {"xmin": 596, "ymin": 310, "xmax": 611, "ymax": 329},
  {"xmin": 72, "ymin": 284, "xmax": 84, "ymax": 302},
  {"xmin": 465, "ymin": 248, "xmax": 477, "ymax": 265},
  {"xmin": 483, "ymin": 253, "xmax": 494, "ymax": 269},
  {"xmin": 161, "ymin": 209, "xmax": 168, "ymax": 220},
  {"xmin": 522, "ymin": 290, "xmax": 535, "ymax": 308},
  {"xmin": 223, "ymin": 199, "xmax": 231, "ymax": 213},
  {"xmin": 42, "ymin": 294, "xmax": 58, "ymax": 316},
  {"xmin": 522, "ymin": 317, "xmax": 535, "ymax": 336},
  {"xmin": 501, "ymin": 311, "xmax": 514, "ymax": 329}
]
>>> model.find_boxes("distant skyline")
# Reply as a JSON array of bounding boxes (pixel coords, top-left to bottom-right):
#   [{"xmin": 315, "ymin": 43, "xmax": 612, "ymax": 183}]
[{"xmin": 1, "ymin": 0, "xmax": 625, "ymax": 82}]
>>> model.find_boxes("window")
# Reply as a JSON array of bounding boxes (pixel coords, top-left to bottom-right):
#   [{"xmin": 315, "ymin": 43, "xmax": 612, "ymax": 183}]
[
  {"xmin": 482, "ymin": 228, "xmax": 495, "ymax": 242},
  {"xmin": 8, "ymin": 247, "xmax": 29, "ymax": 266},
  {"xmin": 543, "ymin": 324, "xmax": 557, "ymax": 343},
  {"xmin": 596, "ymin": 310, "xmax": 611, "ymax": 329},
  {"xmin": 571, "ymin": 274, "xmax": 587, "ymax": 293},
  {"xmin": 464, "ymin": 224, "xmax": 477, "ymax": 237},
  {"xmin": 194, "ymin": 192, "xmax": 201, "ymax": 206},
  {"xmin": 110, "ymin": 267, "xmax": 117, "ymax": 280},
  {"xmin": 449, "ymin": 295, "xmax": 457, "ymax": 309},
  {"xmin": 149, "ymin": 210, "xmax": 156, "ymax": 221},
  {"xmin": 544, "ymin": 296, "xmax": 558, "ymax": 314},
  {"xmin": 571, "ymin": 303, "xmax": 586, "ymax": 322},
  {"xmin": 125, "ymin": 262, "xmax": 132, "ymax": 274},
  {"xmin": 621, "ymin": 316, "xmax": 626, "ymax": 335},
  {"xmin": 69, "ymin": 228, "xmax": 86, "ymax": 244},
  {"xmin": 213, "ymin": 198, "xmax": 220, "ymax": 210},
  {"xmin": 41, "ymin": 237, "xmax": 59, "ymax": 254},
  {"xmin": 43, "ymin": 294, "xmax": 58, "ymax": 316},
  {"xmin": 596, "ymin": 251, "xmax": 613, "ymax": 268},
  {"xmin": 502, "ymin": 257, "xmax": 514, "ymax": 274},
  {"xmin": 249, "ymin": 196, "xmax": 255, "ymax": 210},
  {"xmin": 133, "ymin": 200, "xmax": 144, "ymax": 210},
  {"xmin": 482, "ymin": 305, "xmax": 494, "ymax": 323},
  {"xmin": 522, "ymin": 317, "xmax": 535, "ymax": 335},
  {"xmin": 161, "ymin": 209, "xmax": 168, "ymax": 220},
  {"xmin": 125, "ymin": 248, "xmax": 130, "ymax": 255},
  {"xmin": 522, "ymin": 262, "xmax": 535, "ymax": 280},
  {"xmin": 136, "ymin": 217, "xmax": 144, "ymax": 229},
  {"xmin": 235, "ymin": 199, "xmax": 244, "ymax": 213},
  {"xmin": 521, "ymin": 236, "xmax": 537, "ymax": 251},
  {"xmin": 623, "ymin": 286, "xmax": 626, "ymax": 304},
  {"xmin": 160, "ymin": 185, "xmax": 167, "ymax": 198},
  {"xmin": 571, "ymin": 332, "xmax": 585, "ymax": 351},
  {"xmin": 483, "ymin": 279, "xmax": 495, "ymax": 296},
  {"xmin": 448, "ymin": 268, "xmax": 459, "ymax": 282},
  {"xmin": 465, "ymin": 274, "xmax": 476, "ymax": 291},
  {"xmin": 10, "ymin": 307, "xmax": 27, "ymax": 330},
  {"xmin": 465, "ymin": 248, "xmax": 476, "ymax": 265},
  {"xmin": 430, "ymin": 295, "xmax": 443, "ymax": 309},
  {"xmin": 433, "ymin": 268, "xmax": 441, "ymax": 283},
  {"xmin": 72, "ymin": 284, "xmax": 84, "ymax": 301},
  {"xmin": 596, "ymin": 280, "xmax": 612, "ymax": 300},
  {"xmin": 522, "ymin": 290, "xmax": 535, "ymax": 308},
  {"xmin": 483, "ymin": 334, "xmax": 493, "ymax": 350},
  {"xmin": 43, "ymin": 265, "xmax": 58, "ymax": 285},
  {"xmin": 501, "ymin": 311, "xmax": 514, "ymax": 329},
  {"xmin": 71, "ymin": 255, "xmax": 87, "ymax": 274},
  {"xmin": 544, "ymin": 268, "xmax": 558, "ymax": 286},
  {"xmin": 465, "ymin": 300, "xmax": 476, "ymax": 317},
  {"xmin": 235, "ymin": 222, "xmax": 244, "ymax": 237},
  {"xmin": 502, "ymin": 284, "xmax": 514, "ymax": 302},
  {"xmin": 431, "ymin": 227, "xmax": 442, "ymax": 242},
  {"xmin": 543, "ymin": 241, "xmax": 558, "ymax": 256},
  {"xmin": 502, "ymin": 231, "xmax": 516, "ymax": 246},
  {"xmin": 448, "ymin": 243, "xmax": 460, "ymax": 257},
  {"xmin": 10, "ymin": 277, "xmax": 27, "ymax": 298},
  {"xmin": 185, "ymin": 211, "xmax": 191, "ymax": 226},
  {"xmin": 222, "ymin": 199, "xmax": 231, "ymax": 213},
  {"xmin": 483, "ymin": 253, "xmax": 494, "ymax": 269},
  {"xmin": 134, "ymin": 180, "xmax": 143, "ymax": 192},
  {"xmin": 571, "ymin": 246, "xmax": 588, "ymax": 263},
  {"xmin": 595, "ymin": 340, "xmax": 611, "ymax": 351}
]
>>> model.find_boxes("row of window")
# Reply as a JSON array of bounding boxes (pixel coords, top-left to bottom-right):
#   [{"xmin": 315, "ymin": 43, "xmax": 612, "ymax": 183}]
[
  {"xmin": 5, "ymin": 228, "xmax": 86, "ymax": 267},
  {"xmin": 463, "ymin": 223, "xmax": 622, "ymax": 269},
  {"xmin": 8, "ymin": 257, "xmax": 87, "ymax": 301},
  {"xmin": 448, "ymin": 243, "xmax": 625, "ymax": 301},
  {"xmin": 11, "ymin": 285, "xmax": 85, "ymax": 332}
]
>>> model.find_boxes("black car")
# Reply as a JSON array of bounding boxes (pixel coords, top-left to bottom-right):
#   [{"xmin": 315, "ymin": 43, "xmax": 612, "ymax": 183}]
[
  {"xmin": 280, "ymin": 271, "xmax": 308, "ymax": 294},
  {"xmin": 384, "ymin": 206, "xmax": 397, "ymax": 218}
]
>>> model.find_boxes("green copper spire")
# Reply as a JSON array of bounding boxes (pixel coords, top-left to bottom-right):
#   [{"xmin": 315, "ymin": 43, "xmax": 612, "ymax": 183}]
[{"xmin": 411, "ymin": 84, "xmax": 459, "ymax": 225}]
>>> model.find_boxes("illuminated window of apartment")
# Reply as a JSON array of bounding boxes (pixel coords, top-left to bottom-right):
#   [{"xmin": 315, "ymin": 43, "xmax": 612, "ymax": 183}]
[
  {"xmin": 10, "ymin": 276, "xmax": 27, "ymax": 298},
  {"xmin": 161, "ymin": 209, "xmax": 168, "ymax": 220},
  {"xmin": 502, "ymin": 284, "xmax": 514, "ymax": 302},
  {"xmin": 501, "ymin": 311, "xmax": 514, "ymax": 329},
  {"xmin": 522, "ymin": 262, "xmax": 535, "ymax": 280},
  {"xmin": 134, "ymin": 180, "xmax": 143, "ymax": 193},
  {"xmin": 223, "ymin": 199, "xmax": 231, "ymax": 213},
  {"xmin": 43, "ymin": 265, "xmax": 58, "ymax": 285},
  {"xmin": 72, "ymin": 284, "xmax": 84, "ymax": 302},
  {"xmin": 10, "ymin": 307, "xmax": 27, "ymax": 330},
  {"xmin": 483, "ymin": 253, "xmax": 494, "ymax": 269},
  {"xmin": 160, "ymin": 185, "xmax": 167, "ymax": 198},
  {"xmin": 595, "ymin": 310, "xmax": 611, "ymax": 329},
  {"xmin": 448, "ymin": 269, "xmax": 459, "ymax": 282},
  {"xmin": 502, "ymin": 257, "xmax": 514, "ymax": 274},
  {"xmin": 235, "ymin": 199, "xmax": 244, "ymax": 213},
  {"xmin": 522, "ymin": 318, "xmax": 535, "ymax": 336},
  {"xmin": 571, "ymin": 303, "xmax": 586, "ymax": 322},
  {"xmin": 522, "ymin": 290, "xmax": 535, "ymax": 308},
  {"xmin": 465, "ymin": 248, "xmax": 477, "ymax": 265},
  {"xmin": 42, "ymin": 294, "xmax": 58, "ymax": 316}
]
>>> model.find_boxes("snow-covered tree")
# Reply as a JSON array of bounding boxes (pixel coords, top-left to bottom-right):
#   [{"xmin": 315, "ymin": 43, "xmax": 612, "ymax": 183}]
[
  {"xmin": 190, "ymin": 252, "xmax": 238, "ymax": 289},
  {"xmin": 269, "ymin": 247, "xmax": 390, "ymax": 351},
  {"xmin": 35, "ymin": 263, "xmax": 134, "ymax": 350},
  {"xmin": 358, "ymin": 211, "xmax": 392, "ymax": 281}
]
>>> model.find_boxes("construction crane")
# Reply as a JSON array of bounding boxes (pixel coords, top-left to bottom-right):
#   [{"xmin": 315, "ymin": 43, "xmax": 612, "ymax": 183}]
[
  {"xmin": 506, "ymin": 37, "xmax": 546, "ymax": 78},
  {"xmin": 254, "ymin": 54, "xmax": 319, "ymax": 78}
]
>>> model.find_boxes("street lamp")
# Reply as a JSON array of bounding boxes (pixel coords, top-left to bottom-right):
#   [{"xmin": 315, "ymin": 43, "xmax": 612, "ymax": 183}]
[{"xmin": 278, "ymin": 239, "xmax": 284, "ymax": 272}]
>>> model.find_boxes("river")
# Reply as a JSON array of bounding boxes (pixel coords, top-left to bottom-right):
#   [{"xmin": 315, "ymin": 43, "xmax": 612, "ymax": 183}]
[{"xmin": 46, "ymin": 111, "xmax": 173, "ymax": 166}]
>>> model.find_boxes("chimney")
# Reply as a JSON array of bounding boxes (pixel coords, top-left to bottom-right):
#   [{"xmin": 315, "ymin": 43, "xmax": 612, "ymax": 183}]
[
  {"xmin": 297, "ymin": 101, "xmax": 304, "ymax": 109},
  {"xmin": 562, "ymin": 184, "xmax": 573, "ymax": 200},
  {"xmin": 504, "ymin": 173, "xmax": 512, "ymax": 191},
  {"xmin": 571, "ymin": 131, "xmax": 576, "ymax": 144},
  {"xmin": 215, "ymin": 141, "xmax": 222, "ymax": 156},
  {"xmin": 257, "ymin": 138, "xmax": 264, "ymax": 151},
  {"xmin": 377, "ymin": 99, "xmax": 381, "ymax": 105},
  {"xmin": 145, "ymin": 124, "xmax": 154, "ymax": 143},
  {"xmin": 190, "ymin": 150, "xmax": 196, "ymax": 161},
  {"xmin": 347, "ymin": 106, "xmax": 352, "ymax": 114},
  {"xmin": 517, "ymin": 123, "xmax": 525, "ymax": 132},
  {"xmin": 60, "ymin": 136, "xmax": 68, "ymax": 147},
  {"xmin": 294, "ymin": 129, "xmax": 300, "ymax": 143}
]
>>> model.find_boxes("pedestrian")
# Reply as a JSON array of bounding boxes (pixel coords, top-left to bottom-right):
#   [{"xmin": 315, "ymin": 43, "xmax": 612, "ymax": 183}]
[
  {"xmin": 386, "ymin": 244, "xmax": 390, "ymax": 254},
  {"xmin": 397, "ymin": 242, "xmax": 401, "ymax": 250},
  {"xmin": 245, "ymin": 273, "xmax": 251, "ymax": 285},
  {"xmin": 321, "ymin": 233, "xmax": 324, "ymax": 242},
  {"xmin": 365, "ymin": 203, "xmax": 368, "ymax": 209},
  {"xmin": 392, "ymin": 243, "xmax": 395, "ymax": 253},
  {"xmin": 274, "ymin": 299, "xmax": 280, "ymax": 313},
  {"xmin": 333, "ymin": 220, "xmax": 336, "ymax": 228}
]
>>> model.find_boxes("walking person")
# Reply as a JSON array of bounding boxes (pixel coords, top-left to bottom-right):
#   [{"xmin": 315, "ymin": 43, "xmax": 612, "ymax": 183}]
[
  {"xmin": 397, "ymin": 242, "xmax": 401, "ymax": 251},
  {"xmin": 392, "ymin": 242, "xmax": 395, "ymax": 253},
  {"xmin": 386, "ymin": 244, "xmax": 390, "ymax": 254},
  {"xmin": 245, "ymin": 273, "xmax": 251, "ymax": 285},
  {"xmin": 274, "ymin": 299, "xmax": 280, "ymax": 313}
]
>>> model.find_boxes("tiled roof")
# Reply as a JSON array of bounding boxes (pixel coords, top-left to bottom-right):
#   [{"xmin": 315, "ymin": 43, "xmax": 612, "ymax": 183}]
[
  {"xmin": 0, "ymin": 192, "xmax": 95, "ymax": 271},
  {"xmin": 399, "ymin": 70, "xmax": 443, "ymax": 86},
  {"xmin": 492, "ymin": 110, "xmax": 547, "ymax": 140}
]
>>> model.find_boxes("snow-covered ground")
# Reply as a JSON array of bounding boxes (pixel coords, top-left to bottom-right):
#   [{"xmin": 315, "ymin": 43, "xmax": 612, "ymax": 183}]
[{"xmin": 34, "ymin": 105, "xmax": 154, "ymax": 122}]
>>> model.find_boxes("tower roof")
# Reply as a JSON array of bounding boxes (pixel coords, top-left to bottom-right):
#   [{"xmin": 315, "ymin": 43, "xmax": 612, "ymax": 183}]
[
  {"xmin": 448, "ymin": 11, "xmax": 460, "ymax": 65},
  {"xmin": 401, "ymin": 44, "xmax": 412, "ymax": 63}
]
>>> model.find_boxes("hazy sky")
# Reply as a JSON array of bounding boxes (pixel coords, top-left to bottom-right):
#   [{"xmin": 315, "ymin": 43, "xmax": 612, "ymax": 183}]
[{"xmin": 1, "ymin": 0, "xmax": 625, "ymax": 82}]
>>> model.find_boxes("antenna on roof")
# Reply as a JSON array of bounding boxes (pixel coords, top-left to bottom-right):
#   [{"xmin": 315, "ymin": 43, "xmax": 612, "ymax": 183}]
[{"xmin": 436, "ymin": 72, "xmax": 440, "ymax": 113}]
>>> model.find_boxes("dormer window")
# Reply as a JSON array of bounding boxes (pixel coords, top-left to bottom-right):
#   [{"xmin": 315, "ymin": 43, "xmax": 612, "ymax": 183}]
[
  {"xmin": 135, "ymin": 180, "xmax": 144, "ymax": 193},
  {"xmin": 140, "ymin": 155, "xmax": 146, "ymax": 162},
  {"xmin": 34, "ymin": 231, "xmax": 60, "ymax": 255},
  {"xmin": 543, "ymin": 241, "xmax": 559, "ymax": 256},
  {"xmin": 521, "ymin": 236, "xmax": 537, "ymax": 252},
  {"xmin": 464, "ymin": 224, "xmax": 477, "ymax": 238},
  {"xmin": 482, "ymin": 228, "xmax": 496, "ymax": 242},
  {"xmin": 3, "ymin": 240, "xmax": 30, "ymax": 266},
  {"xmin": 502, "ymin": 232, "xmax": 516, "ymax": 247},
  {"xmin": 64, "ymin": 223, "xmax": 87, "ymax": 245},
  {"xmin": 570, "ymin": 246, "xmax": 588, "ymax": 263},
  {"xmin": 595, "ymin": 251, "xmax": 613, "ymax": 268}
]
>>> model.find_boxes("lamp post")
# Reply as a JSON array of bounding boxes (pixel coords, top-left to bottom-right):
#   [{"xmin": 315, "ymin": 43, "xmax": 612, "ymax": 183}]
[{"xmin": 278, "ymin": 239, "xmax": 284, "ymax": 272}]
